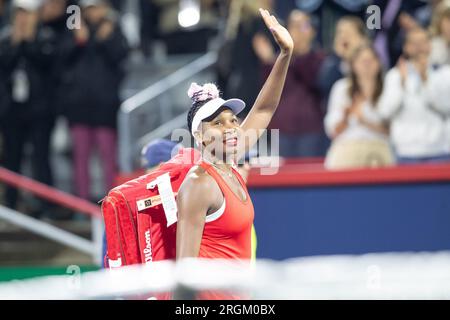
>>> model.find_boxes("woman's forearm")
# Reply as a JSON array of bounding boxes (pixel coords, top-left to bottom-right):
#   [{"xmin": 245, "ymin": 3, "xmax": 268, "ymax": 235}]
[
  {"xmin": 333, "ymin": 118, "xmax": 349, "ymax": 138},
  {"xmin": 254, "ymin": 51, "xmax": 292, "ymax": 113},
  {"xmin": 360, "ymin": 117, "xmax": 389, "ymax": 135},
  {"xmin": 241, "ymin": 51, "xmax": 292, "ymax": 134}
]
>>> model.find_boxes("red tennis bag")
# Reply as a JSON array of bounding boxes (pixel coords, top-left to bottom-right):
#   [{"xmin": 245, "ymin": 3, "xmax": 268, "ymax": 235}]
[{"xmin": 101, "ymin": 148, "xmax": 201, "ymax": 269}]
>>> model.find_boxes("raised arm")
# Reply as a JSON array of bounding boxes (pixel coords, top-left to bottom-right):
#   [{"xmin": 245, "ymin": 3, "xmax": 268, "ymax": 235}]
[{"xmin": 240, "ymin": 9, "xmax": 293, "ymax": 152}]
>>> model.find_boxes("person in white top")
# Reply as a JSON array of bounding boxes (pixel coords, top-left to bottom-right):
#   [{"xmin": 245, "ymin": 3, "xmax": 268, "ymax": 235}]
[
  {"xmin": 378, "ymin": 27, "xmax": 450, "ymax": 164},
  {"xmin": 429, "ymin": 1, "xmax": 450, "ymax": 67},
  {"xmin": 324, "ymin": 45, "xmax": 394, "ymax": 170}
]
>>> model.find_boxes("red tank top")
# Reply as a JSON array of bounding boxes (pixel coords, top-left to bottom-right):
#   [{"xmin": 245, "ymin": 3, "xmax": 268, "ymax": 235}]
[{"xmin": 197, "ymin": 161, "xmax": 255, "ymax": 260}]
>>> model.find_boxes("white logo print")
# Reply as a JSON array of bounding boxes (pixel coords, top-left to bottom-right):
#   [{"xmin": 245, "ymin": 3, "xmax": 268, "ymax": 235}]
[{"xmin": 144, "ymin": 230, "xmax": 153, "ymax": 263}]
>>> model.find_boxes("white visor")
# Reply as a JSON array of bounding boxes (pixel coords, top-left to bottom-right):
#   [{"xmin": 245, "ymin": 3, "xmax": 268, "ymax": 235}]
[{"xmin": 191, "ymin": 98, "xmax": 246, "ymax": 136}]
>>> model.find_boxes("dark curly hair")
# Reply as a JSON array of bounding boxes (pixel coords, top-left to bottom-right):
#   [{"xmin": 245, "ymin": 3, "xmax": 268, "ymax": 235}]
[{"xmin": 187, "ymin": 98, "xmax": 215, "ymax": 134}]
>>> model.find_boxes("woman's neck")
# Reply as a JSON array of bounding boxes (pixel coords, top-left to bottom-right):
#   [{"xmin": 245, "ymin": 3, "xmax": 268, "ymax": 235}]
[
  {"xmin": 201, "ymin": 152, "xmax": 234, "ymax": 169},
  {"xmin": 356, "ymin": 77, "xmax": 376, "ymax": 100}
]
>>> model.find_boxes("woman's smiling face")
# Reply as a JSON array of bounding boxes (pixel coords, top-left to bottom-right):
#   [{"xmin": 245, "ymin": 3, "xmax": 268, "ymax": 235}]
[{"xmin": 198, "ymin": 108, "xmax": 243, "ymax": 161}]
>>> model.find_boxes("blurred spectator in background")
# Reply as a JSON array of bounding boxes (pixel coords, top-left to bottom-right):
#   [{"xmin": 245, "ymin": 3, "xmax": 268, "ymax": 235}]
[
  {"xmin": 39, "ymin": 0, "xmax": 73, "ymax": 159},
  {"xmin": 218, "ymin": 0, "xmax": 273, "ymax": 118},
  {"xmin": 373, "ymin": 0, "xmax": 429, "ymax": 70},
  {"xmin": 141, "ymin": 138, "xmax": 181, "ymax": 171},
  {"xmin": 152, "ymin": 0, "xmax": 219, "ymax": 54},
  {"xmin": 0, "ymin": 0, "xmax": 58, "ymax": 214},
  {"xmin": 429, "ymin": 0, "xmax": 450, "ymax": 66},
  {"xmin": 57, "ymin": 0, "xmax": 129, "ymax": 201},
  {"xmin": 413, "ymin": 0, "xmax": 443, "ymax": 27},
  {"xmin": 391, "ymin": 11, "xmax": 422, "ymax": 61},
  {"xmin": 378, "ymin": 28, "xmax": 450, "ymax": 164},
  {"xmin": 255, "ymin": 10, "xmax": 326, "ymax": 158},
  {"xmin": 39, "ymin": 0, "xmax": 73, "ymax": 61},
  {"xmin": 374, "ymin": 0, "xmax": 447, "ymax": 69},
  {"xmin": 325, "ymin": 45, "xmax": 394, "ymax": 170},
  {"xmin": 317, "ymin": 16, "xmax": 367, "ymax": 104},
  {"xmin": 292, "ymin": 0, "xmax": 368, "ymax": 52}
]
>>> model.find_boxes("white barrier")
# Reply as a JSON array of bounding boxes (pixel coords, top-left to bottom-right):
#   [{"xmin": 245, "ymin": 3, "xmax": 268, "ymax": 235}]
[{"xmin": 1, "ymin": 251, "xmax": 450, "ymax": 300}]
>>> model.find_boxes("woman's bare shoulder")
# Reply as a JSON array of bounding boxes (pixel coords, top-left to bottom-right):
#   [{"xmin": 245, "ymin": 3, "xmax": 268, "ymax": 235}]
[
  {"xmin": 179, "ymin": 165, "xmax": 221, "ymax": 201},
  {"xmin": 185, "ymin": 164, "xmax": 212, "ymax": 183}
]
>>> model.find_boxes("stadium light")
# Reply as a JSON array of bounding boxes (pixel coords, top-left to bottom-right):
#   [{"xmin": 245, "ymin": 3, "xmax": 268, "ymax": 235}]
[{"xmin": 178, "ymin": 0, "xmax": 200, "ymax": 28}]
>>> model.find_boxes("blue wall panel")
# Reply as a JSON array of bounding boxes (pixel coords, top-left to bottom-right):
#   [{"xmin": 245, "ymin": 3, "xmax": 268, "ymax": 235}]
[{"xmin": 250, "ymin": 183, "xmax": 450, "ymax": 260}]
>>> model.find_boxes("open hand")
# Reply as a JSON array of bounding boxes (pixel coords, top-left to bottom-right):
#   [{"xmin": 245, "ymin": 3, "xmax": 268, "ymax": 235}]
[{"xmin": 259, "ymin": 8, "xmax": 293, "ymax": 55}]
